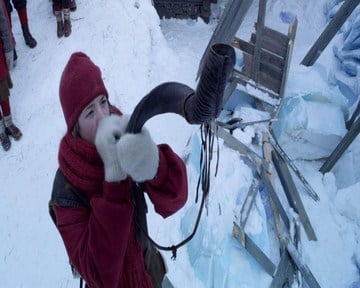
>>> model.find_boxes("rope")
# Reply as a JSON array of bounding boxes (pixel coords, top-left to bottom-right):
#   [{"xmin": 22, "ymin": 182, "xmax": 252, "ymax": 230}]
[{"xmin": 136, "ymin": 122, "xmax": 219, "ymax": 259}]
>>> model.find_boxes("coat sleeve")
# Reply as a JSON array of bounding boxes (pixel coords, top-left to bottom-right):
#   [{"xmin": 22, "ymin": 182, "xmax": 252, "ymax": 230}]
[
  {"xmin": 143, "ymin": 144, "xmax": 188, "ymax": 218},
  {"xmin": 53, "ymin": 180, "xmax": 134, "ymax": 288}
]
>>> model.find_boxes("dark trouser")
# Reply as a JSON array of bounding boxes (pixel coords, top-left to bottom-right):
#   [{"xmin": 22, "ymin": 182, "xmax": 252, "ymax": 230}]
[
  {"xmin": 0, "ymin": 75, "xmax": 13, "ymax": 103},
  {"xmin": 52, "ymin": 0, "xmax": 71, "ymax": 9},
  {"xmin": 4, "ymin": 0, "xmax": 27, "ymax": 13},
  {"xmin": 4, "ymin": 0, "xmax": 28, "ymax": 26}
]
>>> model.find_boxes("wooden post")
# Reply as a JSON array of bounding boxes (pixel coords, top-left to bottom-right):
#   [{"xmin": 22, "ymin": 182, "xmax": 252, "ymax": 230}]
[
  {"xmin": 197, "ymin": 0, "xmax": 254, "ymax": 79},
  {"xmin": 251, "ymin": 0, "xmax": 267, "ymax": 81},
  {"xmin": 301, "ymin": 0, "xmax": 360, "ymax": 66},
  {"xmin": 272, "ymin": 150, "xmax": 317, "ymax": 241},
  {"xmin": 319, "ymin": 116, "xmax": 360, "ymax": 173},
  {"xmin": 346, "ymin": 100, "xmax": 360, "ymax": 129},
  {"xmin": 233, "ymin": 223, "xmax": 276, "ymax": 276},
  {"xmin": 279, "ymin": 17, "xmax": 297, "ymax": 98}
]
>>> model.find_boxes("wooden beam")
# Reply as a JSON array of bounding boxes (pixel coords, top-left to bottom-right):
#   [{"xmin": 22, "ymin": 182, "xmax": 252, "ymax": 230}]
[
  {"xmin": 281, "ymin": 234, "xmax": 321, "ymax": 288},
  {"xmin": 253, "ymin": 25, "xmax": 289, "ymax": 57},
  {"xmin": 197, "ymin": 0, "xmax": 254, "ymax": 78},
  {"xmin": 346, "ymin": 100, "xmax": 360, "ymax": 129},
  {"xmin": 232, "ymin": 69, "xmax": 280, "ymax": 103},
  {"xmin": 221, "ymin": 76, "xmax": 238, "ymax": 106},
  {"xmin": 319, "ymin": 116, "xmax": 360, "ymax": 173},
  {"xmin": 239, "ymin": 178, "xmax": 259, "ymax": 230},
  {"xmin": 251, "ymin": 0, "xmax": 267, "ymax": 81},
  {"xmin": 232, "ymin": 37, "xmax": 285, "ymax": 69},
  {"xmin": 215, "ymin": 125, "xmax": 263, "ymax": 164},
  {"xmin": 268, "ymin": 132, "xmax": 319, "ymax": 201},
  {"xmin": 261, "ymin": 133, "xmax": 290, "ymax": 229},
  {"xmin": 250, "ymin": 32, "xmax": 288, "ymax": 59},
  {"xmin": 242, "ymin": 52, "xmax": 283, "ymax": 80},
  {"xmin": 301, "ymin": 0, "xmax": 360, "ymax": 66},
  {"xmin": 271, "ymin": 150, "xmax": 317, "ymax": 241},
  {"xmin": 270, "ymin": 252, "xmax": 294, "ymax": 288},
  {"xmin": 279, "ymin": 18, "xmax": 297, "ymax": 98},
  {"xmin": 233, "ymin": 222, "xmax": 276, "ymax": 276}
]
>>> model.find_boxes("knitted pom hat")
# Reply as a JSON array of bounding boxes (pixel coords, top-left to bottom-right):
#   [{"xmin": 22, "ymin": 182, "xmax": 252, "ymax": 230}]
[{"xmin": 59, "ymin": 52, "xmax": 108, "ymax": 131}]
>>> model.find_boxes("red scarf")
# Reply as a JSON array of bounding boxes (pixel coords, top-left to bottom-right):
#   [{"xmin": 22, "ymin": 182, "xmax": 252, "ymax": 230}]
[
  {"xmin": 59, "ymin": 132, "xmax": 104, "ymax": 196},
  {"xmin": 58, "ymin": 106, "xmax": 122, "ymax": 195}
]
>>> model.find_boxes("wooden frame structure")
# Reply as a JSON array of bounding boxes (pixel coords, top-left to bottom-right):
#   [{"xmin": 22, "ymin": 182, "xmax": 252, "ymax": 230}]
[
  {"xmin": 301, "ymin": 0, "xmax": 360, "ymax": 67},
  {"xmin": 225, "ymin": 0, "xmax": 297, "ymax": 108},
  {"xmin": 199, "ymin": 0, "xmax": 322, "ymax": 286}
]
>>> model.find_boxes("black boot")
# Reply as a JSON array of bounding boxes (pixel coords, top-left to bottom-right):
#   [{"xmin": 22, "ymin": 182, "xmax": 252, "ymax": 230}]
[
  {"xmin": 5, "ymin": 124, "xmax": 22, "ymax": 140},
  {"xmin": 4, "ymin": 115, "xmax": 22, "ymax": 141},
  {"xmin": 70, "ymin": 0, "xmax": 77, "ymax": 11},
  {"xmin": 0, "ymin": 131, "xmax": 10, "ymax": 151},
  {"xmin": 0, "ymin": 120, "xmax": 11, "ymax": 151},
  {"xmin": 22, "ymin": 25, "xmax": 37, "ymax": 48}
]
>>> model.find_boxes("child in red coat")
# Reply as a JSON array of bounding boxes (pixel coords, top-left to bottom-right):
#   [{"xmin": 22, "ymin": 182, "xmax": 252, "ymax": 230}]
[{"xmin": 51, "ymin": 52, "xmax": 188, "ymax": 287}]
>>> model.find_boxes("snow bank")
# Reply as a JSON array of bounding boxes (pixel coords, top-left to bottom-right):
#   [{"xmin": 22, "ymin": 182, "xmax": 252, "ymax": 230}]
[{"xmin": 273, "ymin": 88, "xmax": 348, "ymax": 160}]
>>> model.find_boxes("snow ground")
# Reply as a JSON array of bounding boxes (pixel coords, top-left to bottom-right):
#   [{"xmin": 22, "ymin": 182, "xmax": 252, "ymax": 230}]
[{"xmin": 0, "ymin": 0, "xmax": 359, "ymax": 287}]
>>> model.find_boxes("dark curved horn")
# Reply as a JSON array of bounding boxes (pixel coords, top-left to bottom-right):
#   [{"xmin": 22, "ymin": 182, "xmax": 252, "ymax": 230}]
[
  {"xmin": 126, "ymin": 43, "xmax": 235, "ymax": 134},
  {"xmin": 184, "ymin": 43, "xmax": 236, "ymax": 124},
  {"xmin": 125, "ymin": 82, "xmax": 194, "ymax": 133}
]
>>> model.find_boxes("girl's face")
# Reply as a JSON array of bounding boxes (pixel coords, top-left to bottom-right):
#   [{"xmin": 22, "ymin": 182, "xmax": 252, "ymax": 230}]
[{"xmin": 78, "ymin": 95, "xmax": 110, "ymax": 143}]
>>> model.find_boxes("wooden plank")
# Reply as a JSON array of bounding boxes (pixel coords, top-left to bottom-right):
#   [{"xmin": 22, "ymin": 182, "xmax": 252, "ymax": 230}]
[
  {"xmin": 257, "ymin": 70, "xmax": 282, "ymax": 93},
  {"xmin": 259, "ymin": 164, "xmax": 290, "ymax": 230},
  {"xmin": 221, "ymin": 77, "xmax": 238, "ymax": 105},
  {"xmin": 281, "ymin": 234, "xmax": 321, "ymax": 288},
  {"xmin": 301, "ymin": 0, "xmax": 360, "ymax": 66},
  {"xmin": 234, "ymin": 178, "xmax": 259, "ymax": 246},
  {"xmin": 279, "ymin": 41, "xmax": 291, "ymax": 99},
  {"xmin": 242, "ymin": 49, "xmax": 283, "ymax": 79},
  {"xmin": 239, "ymin": 178, "xmax": 259, "ymax": 229},
  {"xmin": 270, "ymin": 252, "xmax": 294, "ymax": 288},
  {"xmin": 242, "ymin": 54, "xmax": 282, "ymax": 93},
  {"xmin": 215, "ymin": 125, "xmax": 263, "ymax": 164},
  {"xmin": 232, "ymin": 69, "xmax": 280, "ymax": 102},
  {"xmin": 288, "ymin": 17, "xmax": 298, "ymax": 41},
  {"xmin": 232, "ymin": 37, "xmax": 285, "ymax": 69},
  {"xmin": 251, "ymin": 32, "xmax": 288, "ymax": 58},
  {"xmin": 279, "ymin": 18, "xmax": 297, "ymax": 99},
  {"xmin": 271, "ymin": 150, "xmax": 317, "ymax": 241},
  {"xmin": 346, "ymin": 99, "xmax": 360, "ymax": 129},
  {"xmin": 268, "ymin": 132, "xmax": 319, "ymax": 201},
  {"xmin": 233, "ymin": 223, "xmax": 276, "ymax": 276},
  {"xmin": 242, "ymin": 52, "xmax": 253, "ymax": 77},
  {"xmin": 258, "ymin": 60, "xmax": 283, "ymax": 78},
  {"xmin": 162, "ymin": 275, "xmax": 175, "ymax": 288},
  {"xmin": 251, "ymin": 0, "xmax": 267, "ymax": 82},
  {"xmin": 256, "ymin": 23, "xmax": 290, "ymax": 50},
  {"xmin": 261, "ymin": 133, "xmax": 290, "ymax": 230},
  {"xmin": 197, "ymin": 0, "xmax": 254, "ymax": 78},
  {"xmin": 319, "ymin": 116, "xmax": 360, "ymax": 173}
]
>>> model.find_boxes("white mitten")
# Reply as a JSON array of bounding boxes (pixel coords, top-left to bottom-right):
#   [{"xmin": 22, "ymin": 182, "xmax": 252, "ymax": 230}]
[
  {"xmin": 116, "ymin": 127, "xmax": 159, "ymax": 182},
  {"xmin": 95, "ymin": 114, "xmax": 129, "ymax": 182},
  {"xmin": 5, "ymin": 50, "xmax": 13, "ymax": 71}
]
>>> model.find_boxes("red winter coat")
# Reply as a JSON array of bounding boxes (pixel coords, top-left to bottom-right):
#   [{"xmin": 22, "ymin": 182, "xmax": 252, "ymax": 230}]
[
  {"xmin": 53, "ymin": 142, "xmax": 188, "ymax": 288},
  {"xmin": 0, "ymin": 0, "xmax": 14, "ymax": 80}
]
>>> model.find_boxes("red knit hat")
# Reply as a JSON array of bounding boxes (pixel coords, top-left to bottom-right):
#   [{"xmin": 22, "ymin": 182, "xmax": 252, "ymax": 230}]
[{"xmin": 59, "ymin": 52, "xmax": 108, "ymax": 131}]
